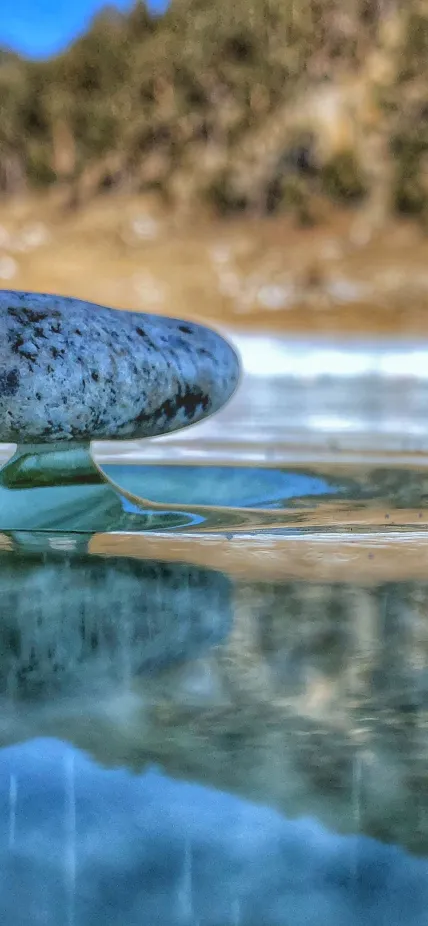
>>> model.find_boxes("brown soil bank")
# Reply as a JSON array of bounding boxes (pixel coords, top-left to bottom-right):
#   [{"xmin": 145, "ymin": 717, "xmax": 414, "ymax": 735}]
[{"xmin": 1, "ymin": 193, "xmax": 428, "ymax": 336}]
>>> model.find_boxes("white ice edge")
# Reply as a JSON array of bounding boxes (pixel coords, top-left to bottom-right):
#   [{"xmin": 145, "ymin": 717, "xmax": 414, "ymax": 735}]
[{"xmin": 228, "ymin": 331, "xmax": 428, "ymax": 380}]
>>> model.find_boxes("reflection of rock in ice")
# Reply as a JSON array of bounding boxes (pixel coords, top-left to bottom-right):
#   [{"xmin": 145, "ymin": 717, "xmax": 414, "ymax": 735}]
[
  {"xmin": 0, "ymin": 554, "xmax": 232, "ymax": 697},
  {"xmin": 0, "ymin": 737, "xmax": 427, "ymax": 926}
]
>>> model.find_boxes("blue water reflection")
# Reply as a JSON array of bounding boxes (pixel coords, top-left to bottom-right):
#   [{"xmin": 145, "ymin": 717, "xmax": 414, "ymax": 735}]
[
  {"xmin": 0, "ymin": 737, "xmax": 427, "ymax": 926},
  {"xmin": 105, "ymin": 465, "xmax": 342, "ymax": 510}
]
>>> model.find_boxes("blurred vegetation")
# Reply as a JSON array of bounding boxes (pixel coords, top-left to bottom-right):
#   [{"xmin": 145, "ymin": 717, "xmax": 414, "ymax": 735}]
[{"xmin": 0, "ymin": 0, "xmax": 428, "ymax": 222}]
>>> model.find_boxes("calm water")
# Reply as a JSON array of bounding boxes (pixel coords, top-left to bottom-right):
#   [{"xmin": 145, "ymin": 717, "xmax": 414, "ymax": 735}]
[
  {"xmin": 1, "ymin": 500, "xmax": 428, "ymax": 923},
  {"xmin": 2, "ymin": 336, "xmax": 428, "ymax": 924}
]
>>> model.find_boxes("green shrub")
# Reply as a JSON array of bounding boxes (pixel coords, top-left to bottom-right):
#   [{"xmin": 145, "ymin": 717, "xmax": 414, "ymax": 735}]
[{"xmin": 320, "ymin": 151, "xmax": 366, "ymax": 203}]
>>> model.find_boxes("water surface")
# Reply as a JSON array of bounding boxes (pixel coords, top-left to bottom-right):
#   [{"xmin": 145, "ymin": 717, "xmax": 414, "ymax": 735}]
[{"xmin": 2, "ymin": 336, "xmax": 428, "ymax": 922}]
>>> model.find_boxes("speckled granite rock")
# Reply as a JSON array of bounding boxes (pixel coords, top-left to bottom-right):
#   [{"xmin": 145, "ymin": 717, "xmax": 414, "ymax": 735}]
[{"xmin": 0, "ymin": 291, "xmax": 240, "ymax": 442}]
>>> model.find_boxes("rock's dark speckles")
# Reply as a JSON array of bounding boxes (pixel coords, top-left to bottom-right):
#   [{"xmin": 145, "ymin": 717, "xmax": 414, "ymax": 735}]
[
  {"xmin": 0, "ymin": 368, "xmax": 20, "ymax": 397},
  {"xmin": 0, "ymin": 291, "xmax": 240, "ymax": 442}
]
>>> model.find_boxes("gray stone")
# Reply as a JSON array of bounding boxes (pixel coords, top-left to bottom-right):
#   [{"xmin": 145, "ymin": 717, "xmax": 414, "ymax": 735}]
[{"xmin": 0, "ymin": 291, "xmax": 240, "ymax": 442}]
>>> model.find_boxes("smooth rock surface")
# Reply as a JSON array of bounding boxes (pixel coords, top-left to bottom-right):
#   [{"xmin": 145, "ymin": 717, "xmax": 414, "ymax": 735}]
[{"xmin": 0, "ymin": 291, "xmax": 240, "ymax": 442}]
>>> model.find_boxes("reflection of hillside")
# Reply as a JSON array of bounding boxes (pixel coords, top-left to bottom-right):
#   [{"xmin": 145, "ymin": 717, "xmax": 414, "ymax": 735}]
[
  {"xmin": 2, "ymin": 532, "xmax": 428, "ymax": 854},
  {"xmin": 132, "ymin": 578, "xmax": 428, "ymax": 855},
  {"xmin": 0, "ymin": 551, "xmax": 232, "ymax": 696}
]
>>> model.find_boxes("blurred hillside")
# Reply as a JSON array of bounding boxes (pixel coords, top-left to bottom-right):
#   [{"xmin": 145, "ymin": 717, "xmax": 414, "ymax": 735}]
[
  {"xmin": 1, "ymin": 0, "xmax": 428, "ymax": 332},
  {"xmin": 1, "ymin": 0, "xmax": 427, "ymax": 225}
]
